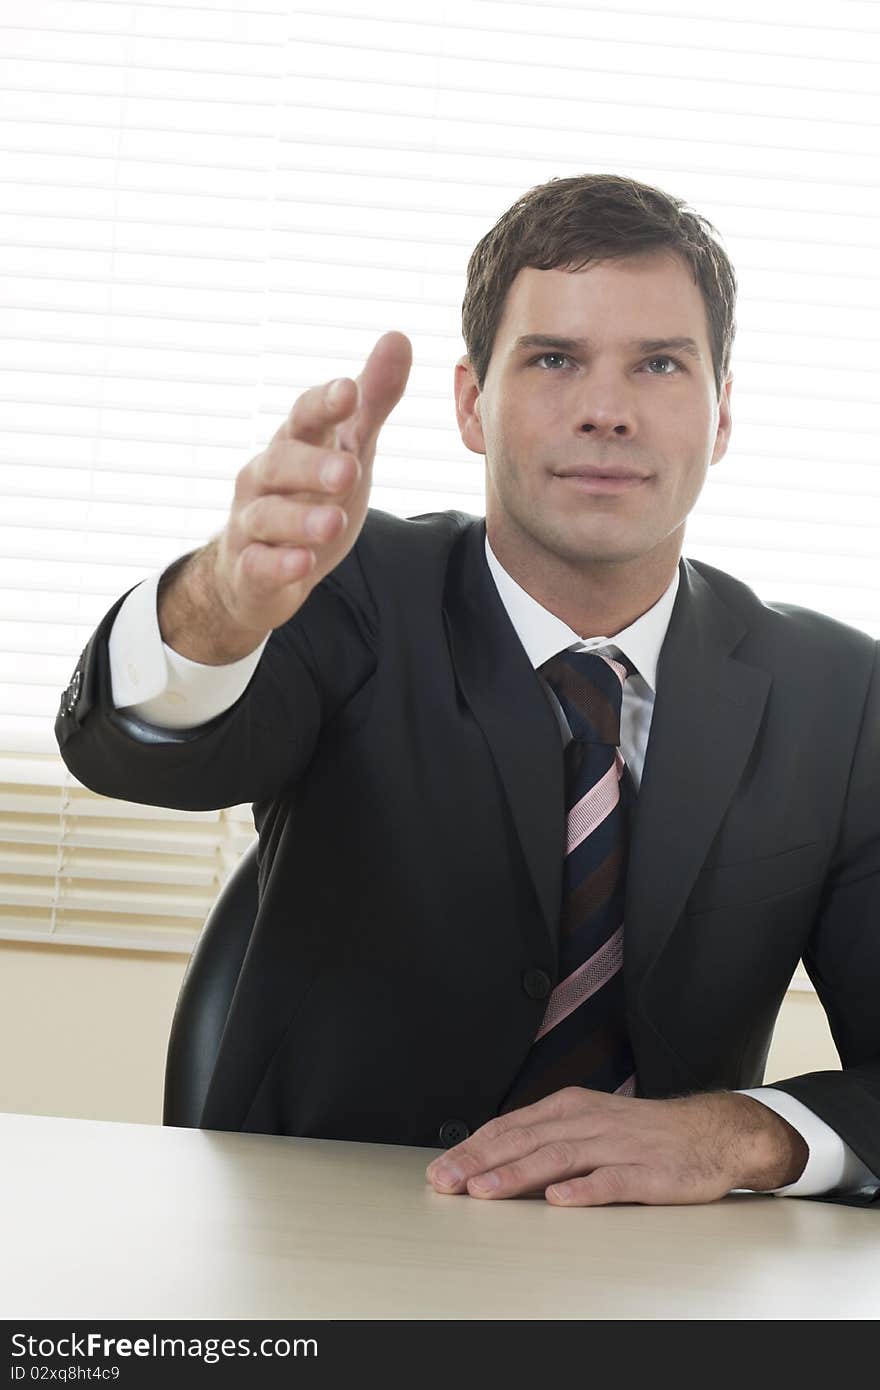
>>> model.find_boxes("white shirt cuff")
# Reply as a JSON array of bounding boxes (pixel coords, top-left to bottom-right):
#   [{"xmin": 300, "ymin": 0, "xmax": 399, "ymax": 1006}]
[
  {"xmin": 107, "ymin": 570, "xmax": 268, "ymax": 729},
  {"xmin": 736, "ymin": 1087, "xmax": 879, "ymax": 1197}
]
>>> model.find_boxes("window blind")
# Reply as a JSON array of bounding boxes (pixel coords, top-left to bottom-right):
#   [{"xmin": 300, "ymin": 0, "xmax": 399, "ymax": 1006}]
[{"xmin": 1, "ymin": 0, "xmax": 877, "ymax": 970}]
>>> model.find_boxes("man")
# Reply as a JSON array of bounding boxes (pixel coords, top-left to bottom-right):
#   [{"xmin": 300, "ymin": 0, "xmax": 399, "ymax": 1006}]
[{"xmin": 55, "ymin": 174, "xmax": 879, "ymax": 1208}]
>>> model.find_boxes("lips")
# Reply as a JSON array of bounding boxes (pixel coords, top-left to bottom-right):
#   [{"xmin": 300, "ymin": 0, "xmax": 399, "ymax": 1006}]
[
  {"xmin": 553, "ymin": 469, "xmax": 650, "ymax": 495},
  {"xmin": 555, "ymin": 468, "xmax": 649, "ymax": 481}
]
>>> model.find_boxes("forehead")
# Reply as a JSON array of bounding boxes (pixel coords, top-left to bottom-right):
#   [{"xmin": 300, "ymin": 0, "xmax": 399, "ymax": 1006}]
[{"xmin": 496, "ymin": 253, "xmax": 709, "ymax": 344}]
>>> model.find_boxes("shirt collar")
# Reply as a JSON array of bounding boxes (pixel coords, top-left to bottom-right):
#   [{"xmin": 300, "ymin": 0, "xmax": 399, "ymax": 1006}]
[{"xmin": 484, "ymin": 532, "xmax": 679, "ymax": 693}]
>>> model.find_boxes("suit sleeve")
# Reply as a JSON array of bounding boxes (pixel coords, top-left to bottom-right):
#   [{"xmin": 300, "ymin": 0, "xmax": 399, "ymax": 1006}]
[
  {"xmin": 764, "ymin": 638, "xmax": 880, "ymax": 1205},
  {"xmin": 54, "ymin": 545, "xmax": 379, "ymax": 812}
]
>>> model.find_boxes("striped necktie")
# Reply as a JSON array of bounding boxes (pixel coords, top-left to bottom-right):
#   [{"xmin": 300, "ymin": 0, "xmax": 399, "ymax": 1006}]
[{"xmin": 499, "ymin": 648, "xmax": 638, "ymax": 1112}]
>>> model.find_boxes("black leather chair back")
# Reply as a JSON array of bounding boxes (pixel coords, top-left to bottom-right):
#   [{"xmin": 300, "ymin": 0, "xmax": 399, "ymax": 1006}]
[{"xmin": 163, "ymin": 839, "xmax": 259, "ymax": 1128}]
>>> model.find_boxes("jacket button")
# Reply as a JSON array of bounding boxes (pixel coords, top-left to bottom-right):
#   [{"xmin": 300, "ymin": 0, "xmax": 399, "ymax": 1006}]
[
  {"xmin": 66, "ymin": 668, "xmax": 82, "ymax": 713},
  {"xmin": 522, "ymin": 968, "xmax": 552, "ymax": 1000},
  {"xmin": 438, "ymin": 1119, "xmax": 469, "ymax": 1148}
]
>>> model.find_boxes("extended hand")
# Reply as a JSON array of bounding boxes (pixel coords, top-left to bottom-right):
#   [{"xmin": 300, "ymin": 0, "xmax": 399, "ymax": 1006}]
[{"xmin": 425, "ymin": 1087, "xmax": 809, "ymax": 1206}]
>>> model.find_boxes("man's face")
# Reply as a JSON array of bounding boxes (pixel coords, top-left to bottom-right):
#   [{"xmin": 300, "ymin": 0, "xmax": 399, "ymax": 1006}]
[{"xmin": 455, "ymin": 252, "xmax": 732, "ymax": 580}]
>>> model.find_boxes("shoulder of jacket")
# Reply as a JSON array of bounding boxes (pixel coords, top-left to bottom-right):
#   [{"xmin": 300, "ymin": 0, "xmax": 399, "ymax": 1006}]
[
  {"xmin": 352, "ymin": 507, "xmax": 481, "ymax": 574},
  {"xmin": 685, "ymin": 555, "xmax": 878, "ymax": 658},
  {"xmin": 314, "ymin": 508, "xmax": 482, "ymax": 622},
  {"xmin": 361, "ymin": 506, "xmax": 480, "ymax": 547}
]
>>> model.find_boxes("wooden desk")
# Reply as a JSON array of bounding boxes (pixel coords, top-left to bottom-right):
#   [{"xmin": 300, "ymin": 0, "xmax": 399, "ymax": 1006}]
[{"xmin": 2, "ymin": 1111, "xmax": 877, "ymax": 1320}]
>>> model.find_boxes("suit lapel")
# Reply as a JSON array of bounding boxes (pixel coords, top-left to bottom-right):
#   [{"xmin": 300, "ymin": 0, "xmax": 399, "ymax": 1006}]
[
  {"xmin": 623, "ymin": 558, "xmax": 771, "ymax": 1017},
  {"xmin": 443, "ymin": 523, "xmax": 772, "ymax": 1013},
  {"xmin": 443, "ymin": 519, "xmax": 566, "ymax": 967}
]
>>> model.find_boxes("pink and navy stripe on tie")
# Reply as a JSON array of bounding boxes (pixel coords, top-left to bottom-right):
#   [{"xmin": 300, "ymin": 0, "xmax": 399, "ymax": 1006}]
[{"xmin": 498, "ymin": 648, "xmax": 638, "ymax": 1112}]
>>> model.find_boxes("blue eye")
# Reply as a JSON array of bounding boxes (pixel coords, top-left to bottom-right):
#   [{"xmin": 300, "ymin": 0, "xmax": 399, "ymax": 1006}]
[
  {"xmin": 534, "ymin": 352, "xmax": 571, "ymax": 369},
  {"xmin": 644, "ymin": 356, "xmax": 682, "ymax": 374}
]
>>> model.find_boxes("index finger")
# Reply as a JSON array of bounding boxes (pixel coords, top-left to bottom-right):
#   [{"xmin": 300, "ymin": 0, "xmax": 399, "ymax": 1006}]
[
  {"xmin": 424, "ymin": 1089, "xmax": 594, "ymax": 1178},
  {"xmin": 425, "ymin": 1113, "xmax": 534, "ymax": 1181},
  {"xmin": 270, "ymin": 376, "xmax": 356, "ymax": 449}
]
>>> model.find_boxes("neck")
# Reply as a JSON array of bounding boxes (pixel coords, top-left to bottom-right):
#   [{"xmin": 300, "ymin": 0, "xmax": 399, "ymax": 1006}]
[{"xmin": 487, "ymin": 526, "xmax": 681, "ymax": 638}]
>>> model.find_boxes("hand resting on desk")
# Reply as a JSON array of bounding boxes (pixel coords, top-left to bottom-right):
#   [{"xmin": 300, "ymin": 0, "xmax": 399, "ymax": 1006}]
[{"xmin": 425, "ymin": 1087, "xmax": 808, "ymax": 1206}]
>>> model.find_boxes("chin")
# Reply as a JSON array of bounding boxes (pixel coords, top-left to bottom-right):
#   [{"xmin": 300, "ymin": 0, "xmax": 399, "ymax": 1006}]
[{"xmin": 551, "ymin": 521, "xmax": 639, "ymax": 556}]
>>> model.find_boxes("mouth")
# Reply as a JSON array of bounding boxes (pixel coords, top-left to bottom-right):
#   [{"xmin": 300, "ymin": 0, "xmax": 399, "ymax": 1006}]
[{"xmin": 552, "ymin": 468, "xmax": 651, "ymax": 495}]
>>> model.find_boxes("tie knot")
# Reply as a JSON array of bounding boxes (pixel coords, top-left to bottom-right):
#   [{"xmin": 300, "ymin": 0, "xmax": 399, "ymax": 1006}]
[{"xmin": 539, "ymin": 648, "xmax": 631, "ymax": 746}]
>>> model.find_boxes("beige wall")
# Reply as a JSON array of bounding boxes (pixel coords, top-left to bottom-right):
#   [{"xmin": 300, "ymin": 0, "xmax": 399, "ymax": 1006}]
[
  {"xmin": 0, "ymin": 941, "xmax": 839, "ymax": 1126},
  {"xmin": 0, "ymin": 942, "xmax": 186, "ymax": 1124}
]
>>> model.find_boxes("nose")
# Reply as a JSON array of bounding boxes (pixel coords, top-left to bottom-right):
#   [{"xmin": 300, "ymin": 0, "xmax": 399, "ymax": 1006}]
[
  {"xmin": 576, "ymin": 375, "xmax": 636, "ymax": 438},
  {"xmin": 579, "ymin": 408, "xmax": 633, "ymax": 438}
]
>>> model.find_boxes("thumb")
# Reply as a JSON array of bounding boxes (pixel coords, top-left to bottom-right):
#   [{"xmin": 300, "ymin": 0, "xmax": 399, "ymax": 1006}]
[
  {"xmin": 337, "ymin": 331, "xmax": 412, "ymax": 457},
  {"xmin": 546, "ymin": 1165, "xmax": 646, "ymax": 1207}
]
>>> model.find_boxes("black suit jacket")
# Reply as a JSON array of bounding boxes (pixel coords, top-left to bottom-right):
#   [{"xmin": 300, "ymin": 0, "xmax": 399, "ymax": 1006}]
[{"xmin": 55, "ymin": 510, "xmax": 880, "ymax": 1203}]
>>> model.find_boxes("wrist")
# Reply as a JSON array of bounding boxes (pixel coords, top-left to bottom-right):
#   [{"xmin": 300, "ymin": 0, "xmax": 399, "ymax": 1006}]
[
  {"xmin": 721, "ymin": 1092, "xmax": 809, "ymax": 1191},
  {"xmin": 158, "ymin": 543, "xmax": 267, "ymax": 664}
]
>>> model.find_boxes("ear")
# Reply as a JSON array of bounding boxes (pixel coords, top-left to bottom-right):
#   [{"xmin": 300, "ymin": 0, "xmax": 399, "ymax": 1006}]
[
  {"xmin": 454, "ymin": 355, "xmax": 486, "ymax": 457},
  {"xmin": 710, "ymin": 373, "xmax": 733, "ymax": 467}
]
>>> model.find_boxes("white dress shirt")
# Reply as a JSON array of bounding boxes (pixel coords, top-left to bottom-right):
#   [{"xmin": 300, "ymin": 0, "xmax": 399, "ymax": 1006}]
[{"xmin": 107, "ymin": 542, "xmax": 878, "ymax": 1199}]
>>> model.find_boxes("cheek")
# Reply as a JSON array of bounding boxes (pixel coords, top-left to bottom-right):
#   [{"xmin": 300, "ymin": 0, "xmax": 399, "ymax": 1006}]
[
  {"xmin": 501, "ymin": 401, "xmax": 547, "ymax": 459},
  {"xmin": 661, "ymin": 420, "xmax": 714, "ymax": 483}
]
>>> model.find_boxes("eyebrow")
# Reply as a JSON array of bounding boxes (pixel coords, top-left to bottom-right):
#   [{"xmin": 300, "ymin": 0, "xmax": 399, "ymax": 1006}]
[{"xmin": 512, "ymin": 333, "xmax": 702, "ymax": 359}]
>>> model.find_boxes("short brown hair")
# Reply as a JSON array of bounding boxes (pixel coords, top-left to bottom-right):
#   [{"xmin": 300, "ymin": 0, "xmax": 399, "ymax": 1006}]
[{"xmin": 461, "ymin": 173, "xmax": 737, "ymax": 400}]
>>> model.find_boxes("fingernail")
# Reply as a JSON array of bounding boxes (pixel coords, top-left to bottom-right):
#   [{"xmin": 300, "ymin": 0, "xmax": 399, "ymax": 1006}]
[
  {"xmin": 549, "ymin": 1184, "xmax": 572, "ymax": 1200},
  {"xmin": 327, "ymin": 378, "xmax": 347, "ymax": 404},
  {"xmin": 470, "ymin": 1172, "xmax": 500, "ymax": 1192}
]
